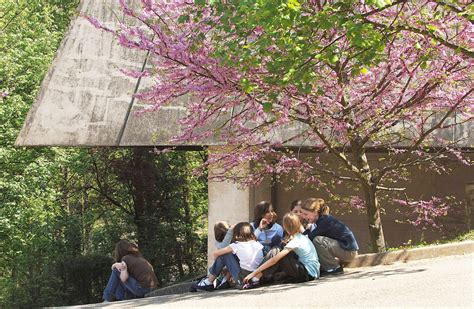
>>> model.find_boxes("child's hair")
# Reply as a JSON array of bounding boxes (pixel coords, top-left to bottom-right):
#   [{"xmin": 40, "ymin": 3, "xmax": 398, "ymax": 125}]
[
  {"xmin": 290, "ymin": 199, "xmax": 302, "ymax": 211},
  {"xmin": 114, "ymin": 240, "xmax": 140, "ymax": 262},
  {"xmin": 214, "ymin": 221, "xmax": 230, "ymax": 242},
  {"xmin": 301, "ymin": 198, "xmax": 330, "ymax": 217},
  {"xmin": 232, "ymin": 222, "xmax": 257, "ymax": 242},
  {"xmin": 283, "ymin": 212, "xmax": 302, "ymax": 238},
  {"xmin": 254, "ymin": 201, "xmax": 276, "ymax": 226}
]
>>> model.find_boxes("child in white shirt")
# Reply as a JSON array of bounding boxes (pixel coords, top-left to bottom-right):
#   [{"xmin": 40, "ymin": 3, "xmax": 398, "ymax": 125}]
[{"xmin": 193, "ymin": 222, "xmax": 264, "ymax": 291}]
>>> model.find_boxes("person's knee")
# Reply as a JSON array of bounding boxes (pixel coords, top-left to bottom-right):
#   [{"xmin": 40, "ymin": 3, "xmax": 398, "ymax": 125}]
[
  {"xmin": 112, "ymin": 268, "xmax": 121, "ymax": 276},
  {"xmin": 313, "ymin": 236, "xmax": 326, "ymax": 248},
  {"xmin": 265, "ymin": 247, "xmax": 280, "ymax": 259}
]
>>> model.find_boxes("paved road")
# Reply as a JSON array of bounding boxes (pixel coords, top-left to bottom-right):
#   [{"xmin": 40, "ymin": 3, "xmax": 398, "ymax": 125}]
[{"xmin": 73, "ymin": 253, "xmax": 473, "ymax": 308}]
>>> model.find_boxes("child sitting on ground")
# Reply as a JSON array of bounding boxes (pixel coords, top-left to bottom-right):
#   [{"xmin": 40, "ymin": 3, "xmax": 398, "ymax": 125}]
[
  {"xmin": 212, "ymin": 221, "xmax": 233, "ymax": 289},
  {"xmin": 193, "ymin": 222, "xmax": 264, "ymax": 291},
  {"xmin": 244, "ymin": 212, "xmax": 320, "ymax": 284},
  {"xmin": 214, "ymin": 221, "xmax": 232, "ymax": 249},
  {"xmin": 251, "ymin": 201, "xmax": 284, "ymax": 255}
]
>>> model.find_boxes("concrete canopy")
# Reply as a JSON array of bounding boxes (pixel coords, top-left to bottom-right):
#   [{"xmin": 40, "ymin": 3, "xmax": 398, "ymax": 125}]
[
  {"xmin": 16, "ymin": 0, "xmax": 185, "ymax": 147},
  {"xmin": 15, "ymin": 0, "xmax": 473, "ymax": 148},
  {"xmin": 14, "ymin": 0, "xmax": 304, "ymax": 147}
]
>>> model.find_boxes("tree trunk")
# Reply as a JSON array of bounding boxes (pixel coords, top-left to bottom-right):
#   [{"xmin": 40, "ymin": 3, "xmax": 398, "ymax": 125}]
[
  {"xmin": 130, "ymin": 148, "xmax": 153, "ymax": 257},
  {"xmin": 350, "ymin": 139, "xmax": 386, "ymax": 253},
  {"xmin": 363, "ymin": 183, "xmax": 386, "ymax": 252}
]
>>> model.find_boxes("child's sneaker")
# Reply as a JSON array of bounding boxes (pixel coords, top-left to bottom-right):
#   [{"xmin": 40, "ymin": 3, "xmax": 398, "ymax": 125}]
[
  {"xmin": 240, "ymin": 281, "xmax": 259, "ymax": 290},
  {"xmin": 193, "ymin": 278, "xmax": 215, "ymax": 292},
  {"xmin": 320, "ymin": 266, "xmax": 344, "ymax": 277},
  {"xmin": 215, "ymin": 278, "xmax": 231, "ymax": 290},
  {"xmin": 239, "ymin": 278, "xmax": 260, "ymax": 290}
]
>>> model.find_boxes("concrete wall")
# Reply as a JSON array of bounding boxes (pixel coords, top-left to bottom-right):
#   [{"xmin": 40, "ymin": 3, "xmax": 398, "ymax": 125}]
[
  {"xmin": 207, "ymin": 148, "xmax": 271, "ymax": 262},
  {"xmin": 271, "ymin": 153, "xmax": 474, "ymax": 253}
]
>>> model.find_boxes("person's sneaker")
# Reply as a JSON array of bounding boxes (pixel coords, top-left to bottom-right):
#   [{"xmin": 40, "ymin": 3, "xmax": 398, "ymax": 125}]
[
  {"xmin": 239, "ymin": 281, "xmax": 260, "ymax": 290},
  {"xmin": 320, "ymin": 266, "xmax": 344, "ymax": 277},
  {"xmin": 215, "ymin": 278, "xmax": 231, "ymax": 290},
  {"xmin": 194, "ymin": 278, "xmax": 215, "ymax": 292}
]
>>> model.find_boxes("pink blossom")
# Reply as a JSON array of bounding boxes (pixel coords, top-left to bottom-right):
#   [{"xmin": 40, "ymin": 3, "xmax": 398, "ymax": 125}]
[{"xmin": 85, "ymin": 1, "xmax": 473, "ymax": 217}]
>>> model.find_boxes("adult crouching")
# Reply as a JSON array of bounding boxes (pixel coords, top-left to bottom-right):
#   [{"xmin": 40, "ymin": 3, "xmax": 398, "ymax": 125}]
[{"xmin": 300, "ymin": 198, "xmax": 359, "ymax": 275}]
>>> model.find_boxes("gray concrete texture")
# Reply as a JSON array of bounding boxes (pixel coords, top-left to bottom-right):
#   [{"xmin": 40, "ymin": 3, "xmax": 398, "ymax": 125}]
[
  {"xmin": 66, "ymin": 252, "xmax": 474, "ymax": 308},
  {"xmin": 16, "ymin": 0, "xmax": 473, "ymax": 147},
  {"xmin": 272, "ymin": 152, "xmax": 474, "ymax": 253}
]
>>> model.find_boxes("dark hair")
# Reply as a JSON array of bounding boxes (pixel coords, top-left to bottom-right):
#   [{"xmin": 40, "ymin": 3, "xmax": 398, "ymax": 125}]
[
  {"xmin": 232, "ymin": 222, "xmax": 256, "ymax": 242},
  {"xmin": 254, "ymin": 201, "xmax": 276, "ymax": 227},
  {"xmin": 301, "ymin": 198, "xmax": 330, "ymax": 217},
  {"xmin": 214, "ymin": 221, "xmax": 230, "ymax": 242},
  {"xmin": 290, "ymin": 199, "xmax": 302, "ymax": 211},
  {"xmin": 114, "ymin": 240, "xmax": 140, "ymax": 262}
]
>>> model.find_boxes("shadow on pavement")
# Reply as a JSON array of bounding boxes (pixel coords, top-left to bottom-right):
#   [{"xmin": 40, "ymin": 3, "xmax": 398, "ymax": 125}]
[{"xmin": 90, "ymin": 265, "xmax": 427, "ymax": 307}]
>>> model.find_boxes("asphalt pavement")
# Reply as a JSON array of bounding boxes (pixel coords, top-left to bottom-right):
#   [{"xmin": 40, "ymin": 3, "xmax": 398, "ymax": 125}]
[{"xmin": 69, "ymin": 253, "xmax": 474, "ymax": 308}]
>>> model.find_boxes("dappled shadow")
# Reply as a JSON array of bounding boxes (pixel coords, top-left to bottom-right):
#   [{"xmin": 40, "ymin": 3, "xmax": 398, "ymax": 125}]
[
  {"xmin": 83, "ymin": 267, "xmax": 426, "ymax": 307},
  {"xmin": 83, "ymin": 265, "xmax": 428, "ymax": 308}
]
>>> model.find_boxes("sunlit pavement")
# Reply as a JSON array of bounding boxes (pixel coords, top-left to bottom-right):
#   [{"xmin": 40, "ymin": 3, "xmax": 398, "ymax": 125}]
[{"xmin": 70, "ymin": 253, "xmax": 473, "ymax": 308}]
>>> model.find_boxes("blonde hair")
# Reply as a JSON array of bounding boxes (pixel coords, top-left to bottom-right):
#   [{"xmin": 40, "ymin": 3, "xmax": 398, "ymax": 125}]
[
  {"xmin": 301, "ymin": 198, "xmax": 330, "ymax": 217},
  {"xmin": 283, "ymin": 212, "xmax": 302, "ymax": 239},
  {"xmin": 214, "ymin": 221, "xmax": 230, "ymax": 242}
]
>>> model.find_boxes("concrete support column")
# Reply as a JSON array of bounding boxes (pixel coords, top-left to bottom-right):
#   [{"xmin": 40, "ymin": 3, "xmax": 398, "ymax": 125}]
[{"xmin": 207, "ymin": 147, "xmax": 271, "ymax": 263}]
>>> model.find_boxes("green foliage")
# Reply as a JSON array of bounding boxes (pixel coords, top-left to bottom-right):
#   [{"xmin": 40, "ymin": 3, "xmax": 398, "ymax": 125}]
[
  {"xmin": 0, "ymin": 1, "xmax": 209, "ymax": 307},
  {"xmin": 196, "ymin": 0, "xmax": 386, "ymax": 104}
]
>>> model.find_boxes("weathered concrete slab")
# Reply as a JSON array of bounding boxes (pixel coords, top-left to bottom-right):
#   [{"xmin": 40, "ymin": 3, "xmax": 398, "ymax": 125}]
[
  {"xmin": 15, "ymin": 0, "xmax": 473, "ymax": 147},
  {"xmin": 15, "ymin": 0, "xmax": 166, "ymax": 146}
]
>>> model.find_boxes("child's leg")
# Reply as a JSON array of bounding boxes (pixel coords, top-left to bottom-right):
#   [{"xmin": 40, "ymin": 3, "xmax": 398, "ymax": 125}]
[
  {"xmin": 208, "ymin": 253, "xmax": 240, "ymax": 282},
  {"xmin": 195, "ymin": 254, "xmax": 240, "ymax": 291},
  {"xmin": 122, "ymin": 275, "xmax": 153, "ymax": 298},
  {"xmin": 278, "ymin": 252, "xmax": 309, "ymax": 282},
  {"xmin": 261, "ymin": 259, "xmax": 283, "ymax": 283},
  {"xmin": 103, "ymin": 268, "xmax": 126, "ymax": 301}
]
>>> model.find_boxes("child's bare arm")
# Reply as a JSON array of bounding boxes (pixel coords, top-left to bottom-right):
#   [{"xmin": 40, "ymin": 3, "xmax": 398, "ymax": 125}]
[
  {"xmin": 243, "ymin": 248, "xmax": 292, "ymax": 282},
  {"xmin": 119, "ymin": 261, "xmax": 129, "ymax": 282},
  {"xmin": 213, "ymin": 246, "xmax": 233, "ymax": 259}
]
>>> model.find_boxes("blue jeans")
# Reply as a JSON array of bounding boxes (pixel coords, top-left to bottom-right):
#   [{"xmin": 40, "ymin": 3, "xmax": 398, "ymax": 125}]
[
  {"xmin": 208, "ymin": 253, "xmax": 242, "ymax": 283},
  {"xmin": 103, "ymin": 269, "xmax": 153, "ymax": 301}
]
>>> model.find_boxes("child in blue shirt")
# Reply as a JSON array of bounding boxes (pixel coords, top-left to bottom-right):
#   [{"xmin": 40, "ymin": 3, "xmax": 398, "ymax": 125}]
[
  {"xmin": 244, "ymin": 212, "xmax": 320, "ymax": 284},
  {"xmin": 250, "ymin": 201, "xmax": 284, "ymax": 254}
]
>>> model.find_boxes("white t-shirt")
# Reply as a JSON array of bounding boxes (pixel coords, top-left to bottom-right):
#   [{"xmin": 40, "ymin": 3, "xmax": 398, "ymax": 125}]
[{"xmin": 229, "ymin": 240, "xmax": 264, "ymax": 272}]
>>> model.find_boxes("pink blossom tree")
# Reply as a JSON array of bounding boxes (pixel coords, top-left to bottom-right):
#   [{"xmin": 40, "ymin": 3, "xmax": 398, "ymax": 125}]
[{"xmin": 88, "ymin": 0, "xmax": 473, "ymax": 252}]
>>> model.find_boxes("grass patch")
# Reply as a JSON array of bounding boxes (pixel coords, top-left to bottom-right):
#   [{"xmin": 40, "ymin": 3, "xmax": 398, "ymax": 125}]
[{"xmin": 455, "ymin": 230, "xmax": 474, "ymax": 241}]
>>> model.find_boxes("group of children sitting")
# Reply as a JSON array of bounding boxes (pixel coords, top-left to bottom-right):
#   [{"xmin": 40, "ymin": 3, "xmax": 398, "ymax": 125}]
[
  {"xmin": 101, "ymin": 198, "xmax": 359, "ymax": 302},
  {"xmin": 191, "ymin": 198, "xmax": 359, "ymax": 291}
]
